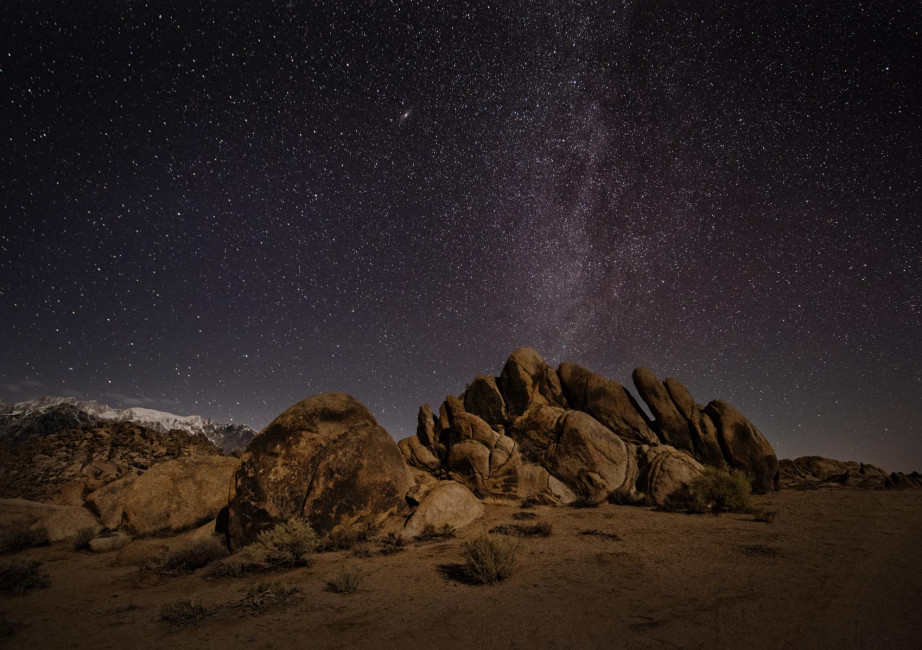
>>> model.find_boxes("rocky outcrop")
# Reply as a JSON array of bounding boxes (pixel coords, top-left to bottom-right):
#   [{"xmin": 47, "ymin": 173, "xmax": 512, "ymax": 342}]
[
  {"xmin": 631, "ymin": 368, "xmax": 778, "ymax": 491},
  {"xmin": 86, "ymin": 455, "xmax": 238, "ymax": 535},
  {"xmin": 559, "ymin": 363, "xmax": 658, "ymax": 446},
  {"xmin": 779, "ymin": 457, "xmax": 922, "ymax": 490},
  {"xmin": 634, "ymin": 445, "xmax": 706, "ymax": 505},
  {"xmin": 225, "ymin": 393, "xmax": 414, "ymax": 549},
  {"xmin": 405, "ymin": 348, "xmax": 778, "ymax": 506},
  {"xmin": 0, "ymin": 421, "xmax": 221, "ymax": 505},
  {"xmin": 402, "ymin": 481, "xmax": 484, "ymax": 538},
  {"xmin": 703, "ymin": 400, "xmax": 779, "ymax": 492},
  {"xmin": 499, "ymin": 347, "xmax": 569, "ymax": 417},
  {"xmin": 0, "ymin": 498, "xmax": 101, "ymax": 543}
]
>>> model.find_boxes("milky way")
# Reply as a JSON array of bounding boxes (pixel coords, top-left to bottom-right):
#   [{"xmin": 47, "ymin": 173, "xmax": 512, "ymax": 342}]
[{"xmin": 2, "ymin": 2, "xmax": 919, "ymax": 470}]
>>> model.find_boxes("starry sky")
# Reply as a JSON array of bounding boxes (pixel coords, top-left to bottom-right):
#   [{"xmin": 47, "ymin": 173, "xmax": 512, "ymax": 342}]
[{"xmin": 2, "ymin": 2, "xmax": 920, "ymax": 471}]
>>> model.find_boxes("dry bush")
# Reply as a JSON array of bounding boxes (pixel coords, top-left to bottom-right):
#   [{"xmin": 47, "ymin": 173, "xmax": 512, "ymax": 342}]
[
  {"xmin": 0, "ymin": 521, "xmax": 49, "ymax": 554},
  {"xmin": 511, "ymin": 511, "xmax": 538, "ymax": 521},
  {"xmin": 414, "ymin": 523, "xmax": 456, "ymax": 541},
  {"xmin": 157, "ymin": 598, "xmax": 213, "ymax": 625},
  {"xmin": 151, "ymin": 538, "xmax": 228, "ymax": 576},
  {"xmin": 350, "ymin": 542, "xmax": 372, "ymax": 558},
  {"xmin": 252, "ymin": 518, "xmax": 318, "ymax": 567},
  {"xmin": 326, "ymin": 563, "xmax": 363, "ymax": 594},
  {"xmin": 665, "ymin": 466, "xmax": 754, "ymax": 514},
  {"xmin": 462, "ymin": 535, "xmax": 518, "ymax": 584},
  {"xmin": 71, "ymin": 526, "xmax": 97, "ymax": 551},
  {"xmin": 203, "ymin": 555, "xmax": 252, "ymax": 579},
  {"xmin": 378, "ymin": 532, "xmax": 404, "ymax": 555},
  {"xmin": 233, "ymin": 582, "xmax": 299, "ymax": 615},
  {"xmin": 579, "ymin": 529, "xmax": 623, "ymax": 542},
  {"xmin": 0, "ymin": 561, "xmax": 51, "ymax": 594},
  {"xmin": 489, "ymin": 522, "xmax": 552, "ymax": 538},
  {"xmin": 319, "ymin": 520, "xmax": 381, "ymax": 552}
]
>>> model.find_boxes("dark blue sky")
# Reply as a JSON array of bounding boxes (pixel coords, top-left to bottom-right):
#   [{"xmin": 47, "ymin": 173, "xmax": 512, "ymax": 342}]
[{"xmin": 2, "ymin": 1, "xmax": 919, "ymax": 470}]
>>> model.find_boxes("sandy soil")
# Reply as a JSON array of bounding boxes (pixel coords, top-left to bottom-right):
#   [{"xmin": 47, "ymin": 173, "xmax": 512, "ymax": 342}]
[{"xmin": 2, "ymin": 489, "xmax": 921, "ymax": 649}]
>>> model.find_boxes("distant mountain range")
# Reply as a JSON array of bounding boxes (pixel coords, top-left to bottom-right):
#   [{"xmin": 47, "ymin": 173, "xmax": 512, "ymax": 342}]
[{"xmin": 0, "ymin": 396, "xmax": 257, "ymax": 453}]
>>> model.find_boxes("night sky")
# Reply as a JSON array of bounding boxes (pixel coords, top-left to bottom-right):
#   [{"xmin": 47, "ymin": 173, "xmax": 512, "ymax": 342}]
[{"xmin": 2, "ymin": 2, "xmax": 920, "ymax": 471}]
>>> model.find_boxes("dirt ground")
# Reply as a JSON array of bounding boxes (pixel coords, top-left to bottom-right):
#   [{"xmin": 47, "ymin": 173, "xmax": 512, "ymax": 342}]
[{"xmin": 2, "ymin": 488, "xmax": 921, "ymax": 649}]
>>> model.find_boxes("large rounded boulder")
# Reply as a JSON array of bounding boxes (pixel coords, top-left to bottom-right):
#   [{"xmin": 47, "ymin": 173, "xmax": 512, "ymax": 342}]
[{"xmin": 225, "ymin": 393, "xmax": 414, "ymax": 549}]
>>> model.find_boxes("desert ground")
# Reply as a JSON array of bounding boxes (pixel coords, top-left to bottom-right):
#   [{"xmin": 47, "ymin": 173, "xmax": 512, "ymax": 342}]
[{"xmin": 2, "ymin": 488, "xmax": 921, "ymax": 649}]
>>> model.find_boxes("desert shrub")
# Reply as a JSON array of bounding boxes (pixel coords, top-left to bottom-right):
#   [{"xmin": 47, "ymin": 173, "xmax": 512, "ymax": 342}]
[
  {"xmin": 0, "ymin": 561, "xmax": 51, "ymax": 594},
  {"xmin": 326, "ymin": 563, "xmax": 363, "ymax": 594},
  {"xmin": 233, "ymin": 582, "xmax": 299, "ymax": 615},
  {"xmin": 579, "ymin": 529, "xmax": 623, "ymax": 542},
  {"xmin": 202, "ymin": 555, "xmax": 252, "ymax": 579},
  {"xmin": 607, "ymin": 489, "xmax": 645, "ymax": 506},
  {"xmin": 71, "ymin": 526, "xmax": 97, "ymax": 551},
  {"xmin": 414, "ymin": 523, "xmax": 456, "ymax": 541},
  {"xmin": 154, "ymin": 538, "xmax": 228, "ymax": 575},
  {"xmin": 0, "ymin": 521, "xmax": 49, "ymax": 554},
  {"xmin": 751, "ymin": 508, "xmax": 778, "ymax": 523},
  {"xmin": 253, "ymin": 518, "xmax": 318, "ymax": 567},
  {"xmin": 462, "ymin": 535, "xmax": 518, "ymax": 584},
  {"xmin": 665, "ymin": 466, "xmax": 754, "ymax": 514},
  {"xmin": 158, "ymin": 598, "xmax": 213, "ymax": 625},
  {"xmin": 511, "ymin": 511, "xmax": 538, "ymax": 521},
  {"xmin": 489, "ymin": 522, "xmax": 552, "ymax": 538},
  {"xmin": 350, "ymin": 542, "xmax": 372, "ymax": 558},
  {"xmin": 378, "ymin": 532, "xmax": 404, "ymax": 555}
]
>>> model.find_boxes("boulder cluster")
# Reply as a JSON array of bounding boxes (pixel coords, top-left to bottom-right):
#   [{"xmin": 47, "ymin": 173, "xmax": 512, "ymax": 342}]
[
  {"xmin": 779, "ymin": 456, "xmax": 922, "ymax": 490},
  {"xmin": 399, "ymin": 348, "xmax": 780, "ymax": 505}
]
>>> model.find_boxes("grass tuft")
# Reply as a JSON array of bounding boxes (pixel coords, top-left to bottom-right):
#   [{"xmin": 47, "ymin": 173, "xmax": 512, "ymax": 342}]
[
  {"xmin": 0, "ymin": 561, "xmax": 51, "ymax": 594},
  {"xmin": 0, "ymin": 521, "xmax": 49, "ymax": 554},
  {"xmin": 579, "ymin": 529, "xmax": 623, "ymax": 542},
  {"xmin": 326, "ymin": 563, "xmax": 363, "ymax": 594},
  {"xmin": 157, "ymin": 598, "xmax": 213, "ymax": 625},
  {"xmin": 378, "ymin": 533, "xmax": 404, "ymax": 555},
  {"xmin": 233, "ymin": 582, "xmax": 299, "ymax": 615},
  {"xmin": 489, "ymin": 522, "xmax": 552, "ymax": 538},
  {"xmin": 414, "ymin": 523, "xmax": 456, "ymax": 541}
]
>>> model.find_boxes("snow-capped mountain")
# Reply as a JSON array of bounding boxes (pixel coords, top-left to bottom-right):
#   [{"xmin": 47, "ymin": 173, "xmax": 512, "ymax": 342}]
[{"xmin": 0, "ymin": 396, "xmax": 257, "ymax": 452}]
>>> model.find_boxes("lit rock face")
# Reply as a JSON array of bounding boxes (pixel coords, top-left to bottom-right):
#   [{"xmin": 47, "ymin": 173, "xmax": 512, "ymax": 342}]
[
  {"xmin": 226, "ymin": 393, "xmax": 414, "ymax": 549},
  {"xmin": 400, "ymin": 348, "xmax": 780, "ymax": 505}
]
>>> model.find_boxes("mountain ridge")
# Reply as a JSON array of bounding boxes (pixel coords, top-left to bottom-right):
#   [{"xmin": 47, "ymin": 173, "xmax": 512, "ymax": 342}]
[{"xmin": 0, "ymin": 396, "xmax": 256, "ymax": 453}]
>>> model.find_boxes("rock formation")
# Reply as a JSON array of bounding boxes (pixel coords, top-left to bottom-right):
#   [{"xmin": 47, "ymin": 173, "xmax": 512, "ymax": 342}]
[
  {"xmin": 86, "ymin": 455, "xmax": 239, "ymax": 535},
  {"xmin": 225, "ymin": 393, "xmax": 414, "ymax": 549},
  {"xmin": 403, "ymin": 481, "xmax": 484, "ymax": 538},
  {"xmin": 400, "ymin": 348, "xmax": 779, "ymax": 505},
  {"xmin": 779, "ymin": 456, "xmax": 922, "ymax": 490}
]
